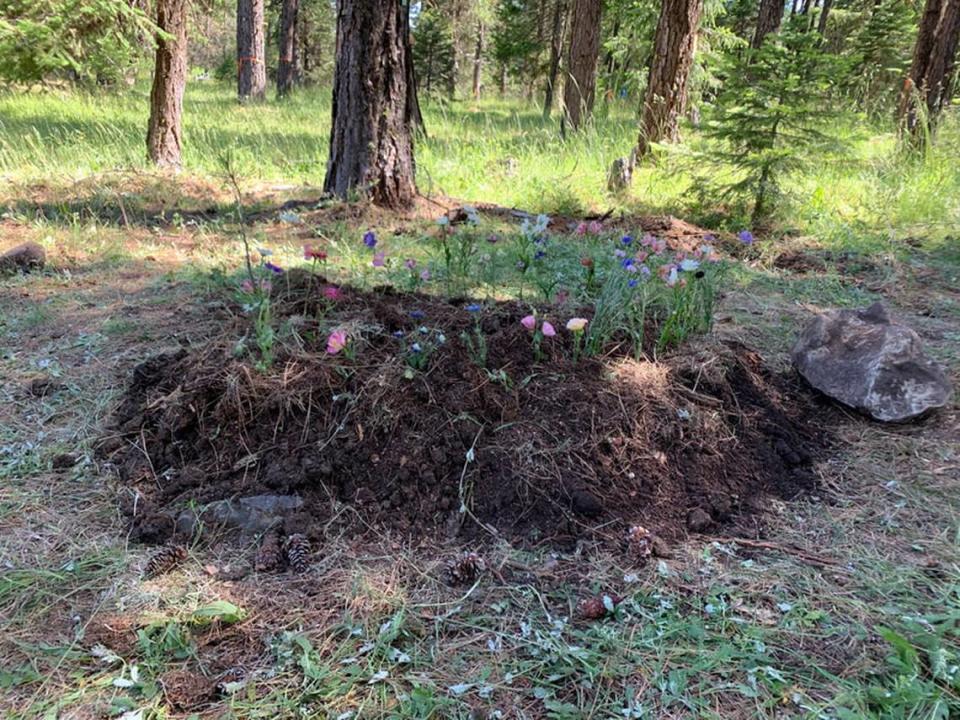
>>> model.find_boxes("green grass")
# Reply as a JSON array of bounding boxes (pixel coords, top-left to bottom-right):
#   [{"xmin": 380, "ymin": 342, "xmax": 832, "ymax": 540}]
[{"xmin": 2, "ymin": 81, "xmax": 959, "ymax": 251}]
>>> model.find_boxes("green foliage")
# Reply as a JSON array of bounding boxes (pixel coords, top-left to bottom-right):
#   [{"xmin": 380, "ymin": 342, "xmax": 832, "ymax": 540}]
[
  {"xmin": 698, "ymin": 25, "xmax": 849, "ymax": 222},
  {"xmin": 0, "ymin": 0, "xmax": 155, "ymax": 85},
  {"xmin": 847, "ymin": 0, "xmax": 918, "ymax": 115},
  {"xmin": 491, "ymin": 0, "xmax": 544, "ymax": 89},
  {"xmin": 413, "ymin": 9, "xmax": 457, "ymax": 96}
]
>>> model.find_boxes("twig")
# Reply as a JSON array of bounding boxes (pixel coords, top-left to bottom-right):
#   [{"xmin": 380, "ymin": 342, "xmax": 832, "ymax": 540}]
[{"xmin": 709, "ymin": 536, "xmax": 844, "ymax": 569}]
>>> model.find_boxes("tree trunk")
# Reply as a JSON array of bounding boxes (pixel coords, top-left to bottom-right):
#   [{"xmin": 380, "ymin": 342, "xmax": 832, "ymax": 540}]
[
  {"xmin": 901, "ymin": 0, "xmax": 960, "ymax": 139},
  {"xmin": 817, "ymin": 0, "xmax": 834, "ymax": 34},
  {"xmin": 147, "ymin": 0, "xmax": 188, "ymax": 167},
  {"xmin": 752, "ymin": 0, "xmax": 782, "ymax": 48},
  {"xmin": 562, "ymin": 0, "xmax": 602, "ymax": 130},
  {"xmin": 277, "ymin": 0, "xmax": 300, "ymax": 97},
  {"xmin": 638, "ymin": 0, "xmax": 704, "ymax": 157},
  {"xmin": 499, "ymin": 63, "xmax": 507, "ymax": 95},
  {"xmin": 472, "ymin": 20, "xmax": 484, "ymax": 100},
  {"xmin": 237, "ymin": 0, "xmax": 266, "ymax": 102},
  {"xmin": 405, "ymin": 1, "xmax": 426, "ymax": 137},
  {"xmin": 324, "ymin": 0, "xmax": 417, "ymax": 208},
  {"xmin": 543, "ymin": 0, "xmax": 567, "ymax": 119}
]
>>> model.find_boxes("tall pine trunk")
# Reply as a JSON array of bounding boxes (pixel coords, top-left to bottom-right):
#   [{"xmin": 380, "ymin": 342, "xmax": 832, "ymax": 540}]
[
  {"xmin": 147, "ymin": 0, "xmax": 188, "ymax": 167},
  {"xmin": 324, "ymin": 0, "xmax": 417, "ymax": 209},
  {"xmin": 543, "ymin": 0, "xmax": 567, "ymax": 119},
  {"xmin": 901, "ymin": 0, "xmax": 960, "ymax": 140},
  {"xmin": 638, "ymin": 0, "xmax": 704, "ymax": 157},
  {"xmin": 277, "ymin": 0, "xmax": 300, "ymax": 97},
  {"xmin": 752, "ymin": 0, "xmax": 783, "ymax": 48},
  {"xmin": 237, "ymin": 0, "xmax": 266, "ymax": 102},
  {"xmin": 817, "ymin": 0, "xmax": 834, "ymax": 34},
  {"xmin": 472, "ymin": 21, "xmax": 485, "ymax": 100},
  {"xmin": 562, "ymin": 0, "xmax": 602, "ymax": 130}
]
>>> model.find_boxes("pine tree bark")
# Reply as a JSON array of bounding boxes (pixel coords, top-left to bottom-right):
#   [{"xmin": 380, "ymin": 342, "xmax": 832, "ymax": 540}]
[
  {"xmin": 324, "ymin": 0, "xmax": 417, "ymax": 208},
  {"xmin": 237, "ymin": 0, "xmax": 267, "ymax": 102},
  {"xmin": 543, "ymin": 0, "xmax": 567, "ymax": 119},
  {"xmin": 147, "ymin": 0, "xmax": 188, "ymax": 167},
  {"xmin": 752, "ymin": 0, "xmax": 783, "ymax": 48},
  {"xmin": 901, "ymin": 0, "xmax": 960, "ymax": 139},
  {"xmin": 277, "ymin": 0, "xmax": 300, "ymax": 97},
  {"xmin": 563, "ymin": 0, "xmax": 602, "ymax": 130},
  {"xmin": 638, "ymin": 0, "xmax": 704, "ymax": 156},
  {"xmin": 472, "ymin": 20, "xmax": 485, "ymax": 100},
  {"xmin": 817, "ymin": 0, "xmax": 834, "ymax": 34}
]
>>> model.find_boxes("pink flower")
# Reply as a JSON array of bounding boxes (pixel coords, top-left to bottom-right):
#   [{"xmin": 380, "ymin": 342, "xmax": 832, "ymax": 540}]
[
  {"xmin": 404, "ymin": 258, "xmax": 417, "ymax": 270},
  {"xmin": 636, "ymin": 251, "xmax": 648, "ymax": 262},
  {"xmin": 241, "ymin": 279, "xmax": 253, "ymax": 293},
  {"xmin": 322, "ymin": 286, "xmax": 342, "ymax": 300},
  {"xmin": 304, "ymin": 244, "xmax": 327, "ymax": 261},
  {"xmin": 521, "ymin": 314, "xmax": 536, "ymax": 331},
  {"xmin": 541, "ymin": 321, "xmax": 556, "ymax": 337},
  {"xmin": 575, "ymin": 222, "xmax": 587, "ymax": 236},
  {"xmin": 420, "ymin": 269, "xmax": 431, "ymax": 282},
  {"xmin": 588, "ymin": 220, "xmax": 603, "ymax": 234},
  {"xmin": 566, "ymin": 318, "xmax": 588, "ymax": 332},
  {"xmin": 326, "ymin": 329, "xmax": 347, "ymax": 355},
  {"xmin": 554, "ymin": 289, "xmax": 569, "ymax": 305},
  {"xmin": 372, "ymin": 252, "xmax": 386, "ymax": 268}
]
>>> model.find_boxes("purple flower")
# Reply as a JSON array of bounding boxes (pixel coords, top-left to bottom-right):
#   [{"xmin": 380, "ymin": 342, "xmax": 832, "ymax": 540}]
[
  {"xmin": 639, "ymin": 265, "xmax": 651, "ymax": 277},
  {"xmin": 363, "ymin": 230, "xmax": 377, "ymax": 248},
  {"xmin": 703, "ymin": 233, "xmax": 716, "ymax": 244},
  {"xmin": 738, "ymin": 230, "xmax": 754, "ymax": 245},
  {"xmin": 420, "ymin": 269, "xmax": 431, "ymax": 281},
  {"xmin": 521, "ymin": 314, "xmax": 536, "ymax": 331},
  {"xmin": 372, "ymin": 251, "xmax": 386, "ymax": 268},
  {"xmin": 404, "ymin": 258, "xmax": 417, "ymax": 270},
  {"xmin": 621, "ymin": 257, "xmax": 635, "ymax": 270},
  {"xmin": 614, "ymin": 249, "xmax": 627, "ymax": 258},
  {"xmin": 534, "ymin": 250, "xmax": 546, "ymax": 260},
  {"xmin": 628, "ymin": 279, "xmax": 638, "ymax": 288},
  {"xmin": 621, "ymin": 235, "xmax": 633, "ymax": 245},
  {"xmin": 264, "ymin": 262, "xmax": 284, "ymax": 274},
  {"xmin": 409, "ymin": 310, "xmax": 426, "ymax": 320},
  {"xmin": 541, "ymin": 321, "xmax": 556, "ymax": 337},
  {"xmin": 393, "ymin": 330, "xmax": 405, "ymax": 338},
  {"xmin": 465, "ymin": 304, "xmax": 482, "ymax": 312}
]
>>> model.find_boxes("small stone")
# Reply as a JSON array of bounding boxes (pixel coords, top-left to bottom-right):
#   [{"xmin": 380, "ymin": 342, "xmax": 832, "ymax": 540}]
[
  {"xmin": 570, "ymin": 490, "xmax": 603, "ymax": 518},
  {"xmin": 792, "ymin": 303, "xmax": 952, "ymax": 421},
  {"xmin": 686, "ymin": 507, "xmax": 712, "ymax": 532},
  {"xmin": 651, "ymin": 536, "xmax": 673, "ymax": 558},
  {"xmin": 51, "ymin": 453, "xmax": 77, "ymax": 469},
  {"xmin": 0, "ymin": 242, "xmax": 45, "ymax": 273}
]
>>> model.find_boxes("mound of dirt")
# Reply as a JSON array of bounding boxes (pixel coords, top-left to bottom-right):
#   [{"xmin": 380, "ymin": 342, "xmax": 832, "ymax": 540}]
[{"xmin": 103, "ymin": 271, "xmax": 829, "ymax": 549}]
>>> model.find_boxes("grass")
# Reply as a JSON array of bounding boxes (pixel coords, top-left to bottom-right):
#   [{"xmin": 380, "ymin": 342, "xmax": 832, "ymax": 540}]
[{"xmin": 0, "ymin": 82, "xmax": 959, "ymax": 718}]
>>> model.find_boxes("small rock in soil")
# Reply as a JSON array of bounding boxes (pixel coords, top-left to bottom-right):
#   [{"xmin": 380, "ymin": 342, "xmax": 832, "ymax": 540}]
[
  {"xmin": 0, "ymin": 242, "xmax": 45, "ymax": 273},
  {"xmin": 570, "ymin": 490, "xmax": 603, "ymax": 518},
  {"xmin": 687, "ymin": 507, "xmax": 712, "ymax": 532},
  {"xmin": 51, "ymin": 453, "xmax": 78, "ymax": 469},
  {"xmin": 792, "ymin": 302, "xmax": 952, "ymax": 422}
]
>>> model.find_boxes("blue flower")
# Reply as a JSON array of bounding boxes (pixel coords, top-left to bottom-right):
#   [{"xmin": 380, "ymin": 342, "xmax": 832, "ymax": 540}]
[
  {"xmin": 409, "ymin": 310, "xmax": 426, "ymax": 319},
  {"xmin": 621, "ymin": 257, "xmax": 635, "ymax": 269},
  {"xmin": 363, "ymin": 230, "xmax": 377, "ymax": 248},
  {"xmin": 264, "ymin": 262, "xmax": 284, "ymax": 274},
  {"xmin": 534, "ymin": 250, "xmax": 546, "ymax": 260},
  {"xmin": 621, "ymin": 235, "xmax": 633, "ymax": 245},
  {"xmin": 738, "ymin": 230, "xmax": 754, "ymax": 245},
  {"xmin": 393, "ymin": 330, "xmax": 404, "ymax": 338},
  {"xmin": 640, "ymin": 265, "xmax": 651, "ymax": 277},
  {"xmin": 418, "ymin": 326, "xmax": 429, "ymax": 334},
  {"xmin": 465, "ymin": 304, "xmax": 482, "ymax": 312},
  {"xmin": 411, "ymin": 343, "xmax": 422, "ymax": 353},
  {"xmin": 679, "ymin": 258, "xmax": 700, "ymax": 272},
  {"xmin": 628, "ymin": 279, "xmax": 638, "ymax": 288}
]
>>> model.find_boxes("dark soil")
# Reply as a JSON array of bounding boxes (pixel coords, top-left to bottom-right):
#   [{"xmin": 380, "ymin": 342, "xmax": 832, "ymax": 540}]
[{"xmin": 103, "ymin": 269, "xmax": 832, "ymax": 550}]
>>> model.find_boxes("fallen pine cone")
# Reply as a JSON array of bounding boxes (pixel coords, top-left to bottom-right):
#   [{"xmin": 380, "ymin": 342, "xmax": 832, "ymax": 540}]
[
  {"xmin": 577, "ymin": 593, "xmax": 623, "ymax": 620},
  {"xmin": 446, "ymin": 551, "xmax": 486, "ymax": 586},
  {"xmin": 627, "ymin": 525, "xmax": 652, "ymax": 560},
  {"xmin": 144, "ymin": 545, "xmax": 187, "ymax": 579},
  {"xmin": 254, "ymin": 530, "xmax": 283, "ymax": 572},
  {"xmin": 284, "ymin": 533, "xmax": 311, "ymax": 574}
]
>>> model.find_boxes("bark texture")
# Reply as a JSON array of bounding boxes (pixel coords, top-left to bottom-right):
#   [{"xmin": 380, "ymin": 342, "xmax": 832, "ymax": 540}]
[
  {"xmin": 543, "ymin": 0, "xmax": 567, "ymax": 119},
  {"xmin": 324, "ymin": 0, "xmax": 417, "ymax": 208},
  {"xmin": 237, "ymin": 0, "xmax": 267, "ymax": 102},
  {"xmin": 638, "ymin": 0, "xmax": 704, "ymax": 157},
  {"xmin": 562, "ymin": 0, "xmax": 602, "ymax": 130},
  {"xmin": 752, "ymin": 0, "xmax": 783, "ymax": 48},
  {"xmin": 817, "ymin": 0, "xmax": 833, "ymax": 34},
  {"xmin": 147, "ymin": 0, "xmax": 188, "ymax": 167},
  {"xmin": 900, "ymin": 0, "xmax": 960, "ymax": 139},
  {"xmin": 277, "ymin": 0, "xmax": 300, "ymax": 97}
]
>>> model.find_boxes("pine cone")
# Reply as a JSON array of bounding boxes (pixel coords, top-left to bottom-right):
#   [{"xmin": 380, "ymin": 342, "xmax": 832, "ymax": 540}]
[
  {"xmin": 284, "ymin": 533, "xmax": 311, "ymax": 574},
  {"xmin": 446, "ymin": 551, "xmax": 486, "ymax": 586},
  {"xmin": 254, "ymin": 530, "xmax": 283, "ymax": 572},
  {"xmin": 576, "ymin": 593, "xmax": 622, "ymax": 620},
  {"xmin": 627, "ymin": 525, "xmax": 652, "ymax": 560},
  {"xmin": 144, "ymin": 545, "xmax": 187, "ymax": 578}
]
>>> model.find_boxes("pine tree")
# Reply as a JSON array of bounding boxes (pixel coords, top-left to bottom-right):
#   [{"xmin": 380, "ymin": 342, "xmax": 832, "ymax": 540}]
[{"xmin": 413, "ymin": 10, "xmax": 457, "ymax": 95}]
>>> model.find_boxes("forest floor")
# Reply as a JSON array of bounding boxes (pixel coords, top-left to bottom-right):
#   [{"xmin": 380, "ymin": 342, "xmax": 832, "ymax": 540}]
[{"xmin": 1, "ymin": 172, "xmax": 958, "ymax": 719}]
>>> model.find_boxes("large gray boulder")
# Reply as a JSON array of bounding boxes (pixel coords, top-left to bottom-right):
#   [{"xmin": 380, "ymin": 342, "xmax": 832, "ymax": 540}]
[{"xmin": 792, "ymin": 303, "xmax": 952, "ymax": 422}]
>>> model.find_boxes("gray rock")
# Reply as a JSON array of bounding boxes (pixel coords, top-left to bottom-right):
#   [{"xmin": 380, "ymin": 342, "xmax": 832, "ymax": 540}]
[
  {"xmin": 792, "ymin": 302, "xmax": 952, "ymax": 422},
  {"xmin": 0, "ymin": 242, "xmax": 46, "ymax": 273},
  {"xmin": 175, "ymin": 494, "xmax": 303, "ymax": 536}
]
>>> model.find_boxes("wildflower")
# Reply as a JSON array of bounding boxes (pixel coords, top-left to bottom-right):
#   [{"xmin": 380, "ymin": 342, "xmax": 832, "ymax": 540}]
[
  {"xmin": 665, "ymin": 267, "xmax": 679, "ymax": 287},
  {"xmin": 393, "ymin": 330, "xmax": 404, "ymax": 338},
  {"xmin": 679, "ymin": 258, "xmax": 700, "ymax": 272},
  {"xmin": 621, "ymin": 235, "xmax": 633, "ymax": 245},
  {"xmin": 703, "ymin": 233, "xmax": 716, "ymax": 244},
  {"xmin": 409, "ymin": 310, "xmax": 426, "ymax": 319},
  {"xmin": 418, "ymin": 326, "xmax": 429, "ymax": 334},
  {"xmin": 738, "ymin": 230, "xmax": 754, "ymax": 245},
  {"xmin": 372, "ymin": 252, "xmax": 386, "ymax": 268},
  {"xmin": 636, "ymin": 251, "xmax": 648, "ymax": 262},
  {"xmin": 487, "ymin": 234, "xmax": 500, "ymax": 244},
  {"xmin": 257, "ymin": 247, "xmax": 273, "ymax": 257},
  {"xmin": 404, "ymin": 258, "xmax": 417, "ymax": 270},
  {"xmin": 628, "ymin": 279, "xmax": 638, "ymax": 288},
  {"xmin": 521, "ymin": 314, "xmax": 536, "ymax": 331},
  {"xmin": 588, "ymin": 220, "xmax": 603, "ymax": 234},
  {"xmin": 323, "ymin": 285, "xmax": 342, "ymax": 300},
  {"xmin": 534, "ymin": 249, "xmax": 546, "ymax": 260},
  {"xmin": 615, "ymin": 249, "xmax": 627, "ymax": 259},
  {"xmin": 542, "ymin": 321, "xmax": 556, "ymax": 337},
  {"xmin": 304, "ymin": 244, "xmax": 327, "ymax": 261},
  {"xmin": 575, "ymin": 222, "xmax": 587, "ymax": 236},
  {"xmin": 326, "ymin": 329, "xmax": 347, "ymax": 355},
  {"xmin": 264, "ymin": 262, "xmax": 284, "ymax": 274},
  {"xmin": 640, "ymin": 265, "xmax": 651, "ymax": 277},
  {"xmin": 437, "ymin": 334, "xmax": 446, "ymax": 344},
  {"xmin": 640, "ymin": 234, "xmax": 654, "ymax": 247},
  {"xmin": 240, "ymin": 279, "xmax": 253, "ymax": 293},
  {"xmin": 580, "ymin": 256, "xmax": 594, "ymax": 268},
  {"xmin": 411, "ymin": 342, "xmax": 422, "ymax": 353},
  {"xmin": 465, "ymin": 304, "xmax": 482, "ymax": 313},
  {"xmin": 621, "ymin": 257, "xmax": 635, "ymax": 269},
  {"xmin": 420, "ymin": 269, "xmax": 431, "ymax": 282},
  {"xmin": 363, "ymin": 230, "xmax": 377, "ymax": 248},
  {"xmin": 566, "ymin": 318, "xmax": 588, "ymax": 332}
]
